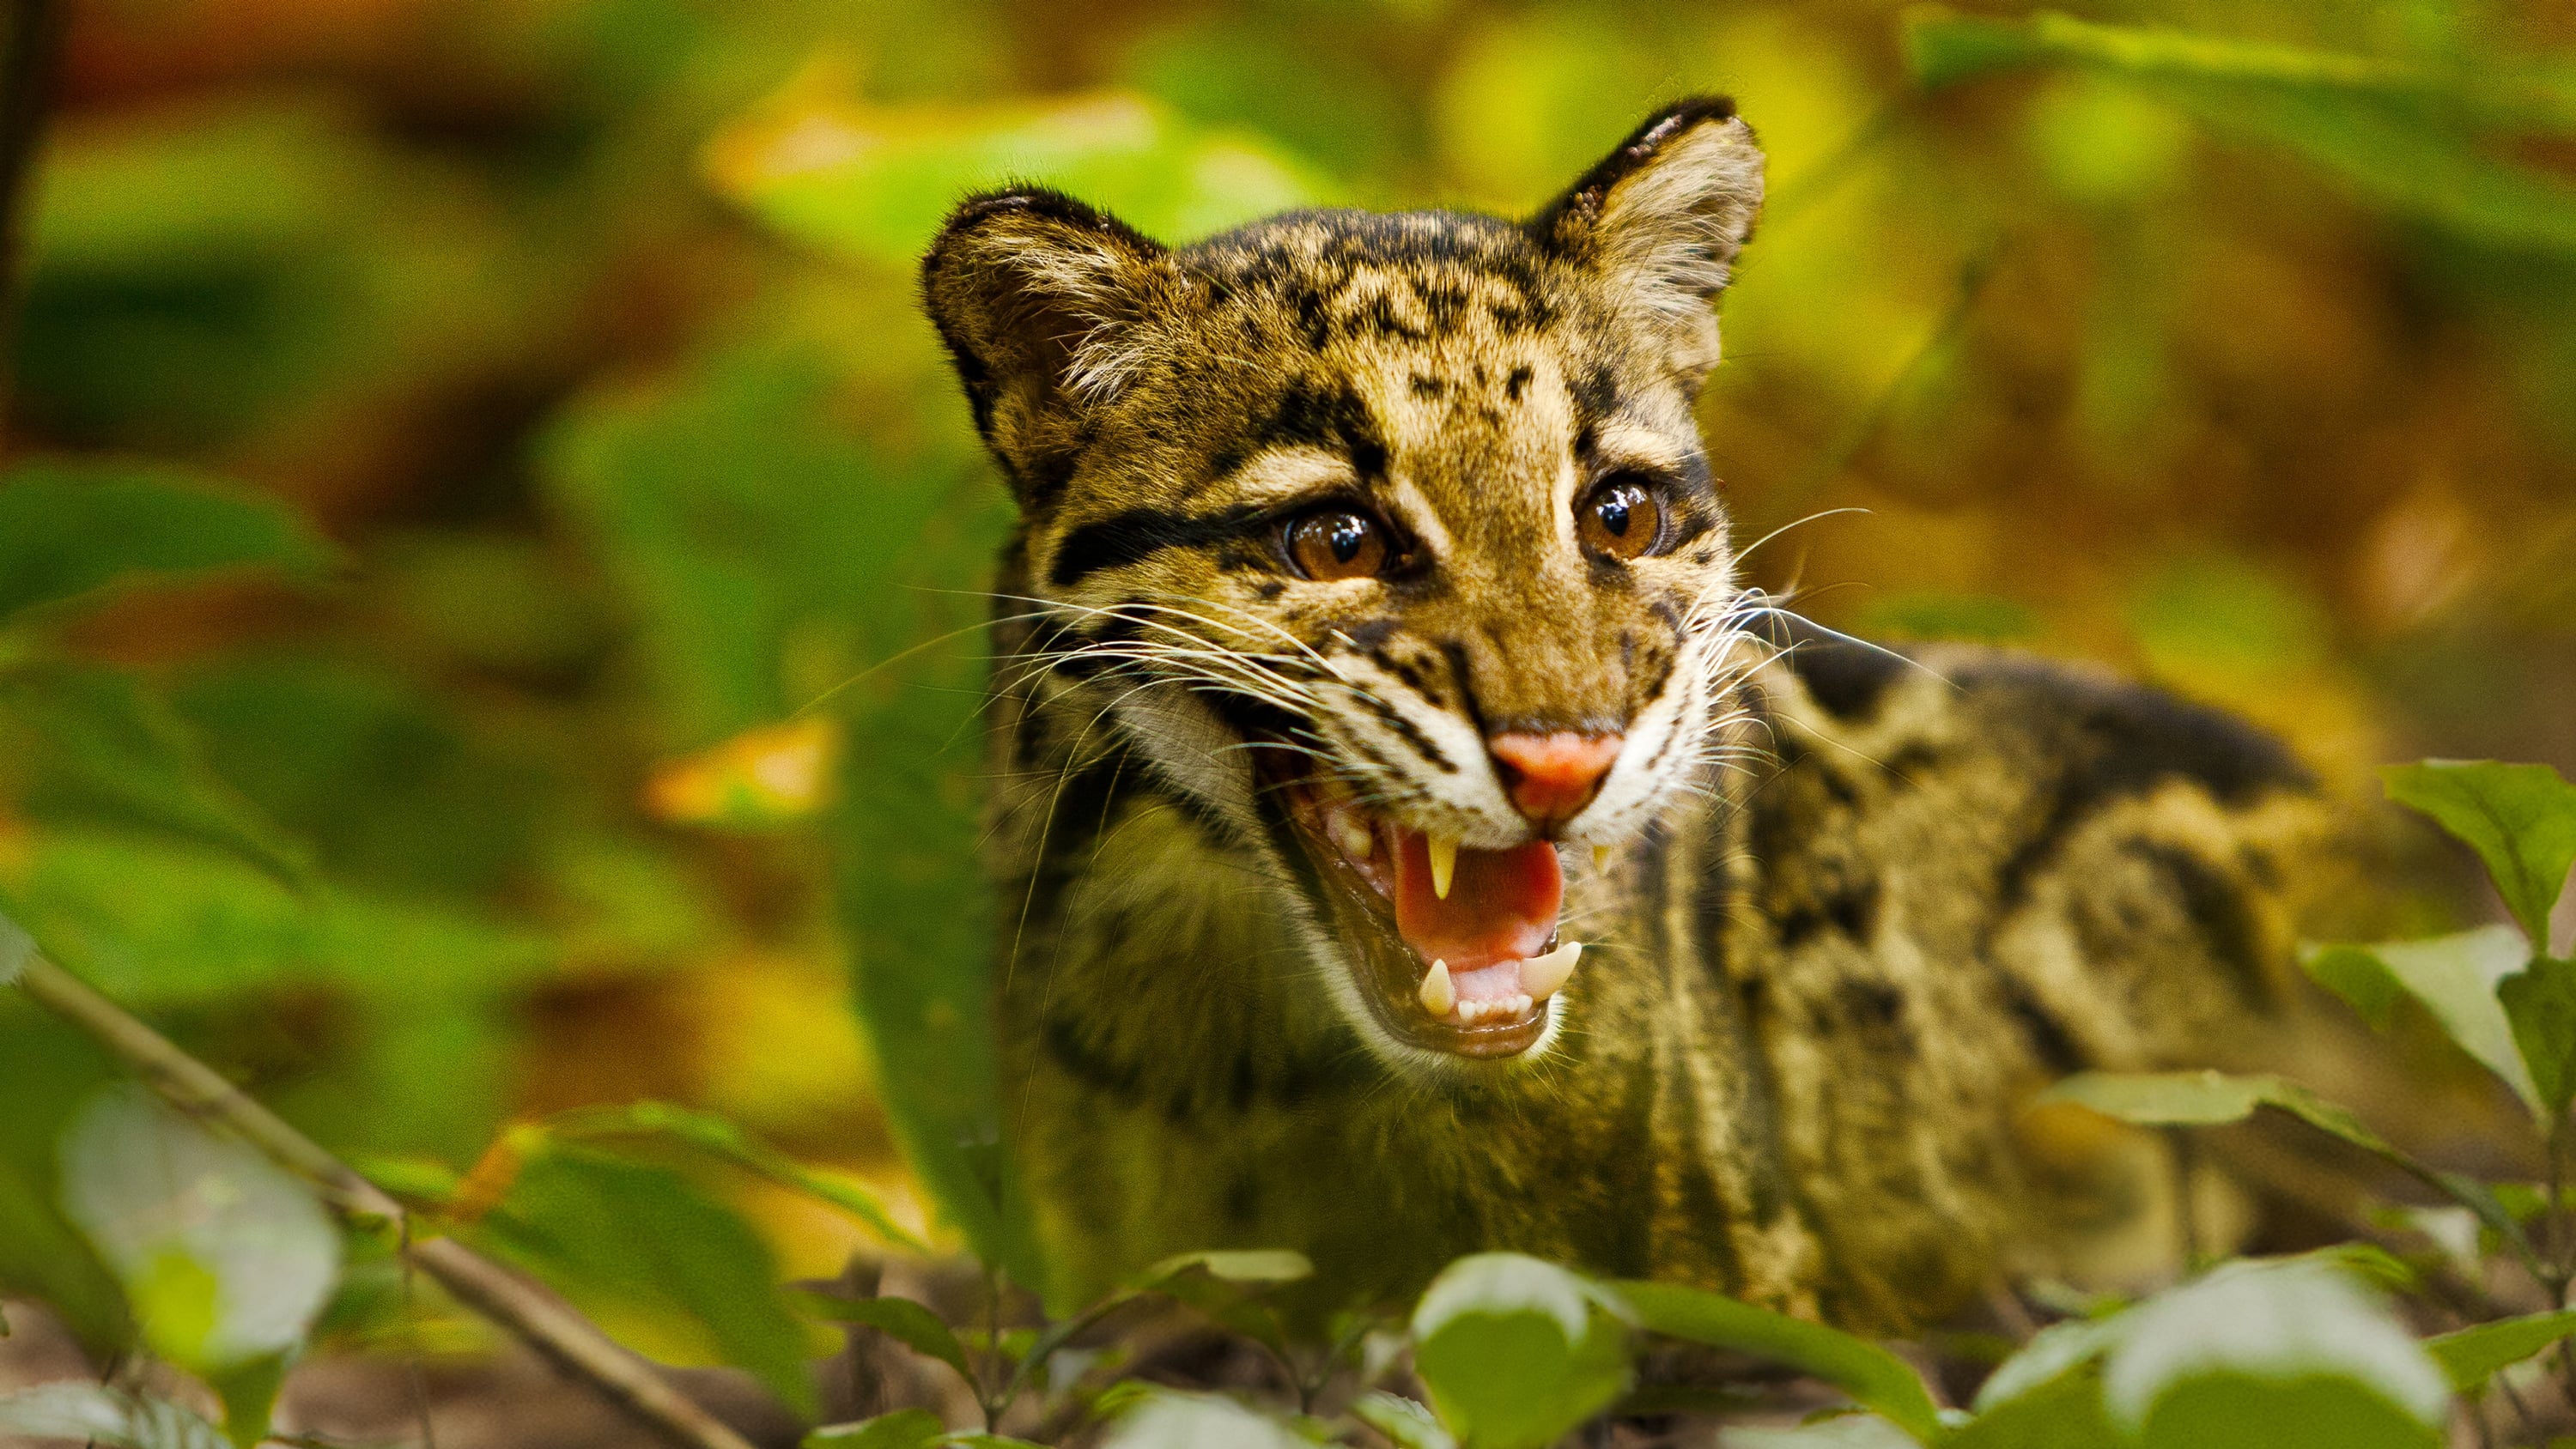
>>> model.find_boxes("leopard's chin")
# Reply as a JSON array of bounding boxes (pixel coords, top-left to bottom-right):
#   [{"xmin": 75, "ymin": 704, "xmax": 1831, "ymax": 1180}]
[{"xmin": 1260, "ymin": 755, "xmax": 1587, "ymax": 1062}]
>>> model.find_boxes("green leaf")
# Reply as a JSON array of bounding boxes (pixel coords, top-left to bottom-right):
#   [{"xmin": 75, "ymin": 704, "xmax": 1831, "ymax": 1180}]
[
  {"xmin": 0, "ymin": 459, "xmax": 334, "ymax": 622},
  {"xmin": 1974, "ymin": 1316, "xmax": 2126, "ymax": 1413},
  {"xmin": 798, "ymin": 1291, "xmax": 975, "ymax": 1387},
  {"xmin": 2382, "ymin": 761, "xmax": 2576, "ymax": 954},
  {"xmin": 165, "ymin": 655, "xmax": 559, "ymax": 902},
  {"xmin": 1123, "ymin": 1248, "xmax": 1312, "ymax": 1361},
  {"xmin": 1903, "ymin": 13, "xmax": 2576, "ymax": 260},
  {"xmin": 1097, "ymin": 1391, "xmax": 1312, "ymax": 1449},
  {"xmin": 1613, "ymin": 1280, "xmax": 1942, "ymax": 1444},
  {"xmin": 0, "ymin": 827, "xmax": 554, "ymax": 1009},
  {"xmin": 1411, "ymin": 1254, "xmax": 1634, "ymax": 1449},
  {"xmin": 2497, "ymin": 955, "xmax": 2576, "ymax": 1119},
  {"xmin": 205, "ymin": 1352, "xmax": 290, "ymax": 1449},
  {"xmin": 804, "ymin": 1408, "xmax": 947, "ymax": 1449},
  {"xmin": 1348, "ymin": 1391, "xmax": 1455, "ymax": 1449},
  {"xmin": 2301, "ymin": 927, "xmax": 2541, "ymax": 1113},
  {"xmin": 1908, "ymin": 11, "xmax": 2430, "ymax": 98},
  {"xmin": 1948, "ymin": 1361, "xmax": 2121, "ymax": 1449},
  {"xmin": 476, "ymin": 1143, "xmax": 818, "ymax": 1418},
  {"xmin": 2037, "ymin": 1070, "xmax": 2542, "ymax": 1275},
  {"xmin": 2040, "ymin": 1070, "xmax": 2390, "ymax": 1145},
  {"xmin": 0, "ymin": 664, "xmax": 313, "ymax": 885},
  {"xmin": 2102, "ymin": 1259, "xmax": 2446, "ymax": 1448},
  {"xmin": 543, "ymin": 345, "xmax": 1033, "ymax": 1280},
  {"xmin": 2425, "ymin": 1307, "xmax": 2576, "ymax": 1392},
  {"xmin": 0, "ymin": 1384, "xmax": 229, "ymax": 1449},
  {"xmin": 1000, "ymin": 1253, "xmax": 1310, "ymax": 1405},
  {"xmin": 1901, "ymin": 9, "xmax": 2576, "ymax": 132},
  {"xmin": 2302, "ymin": 1241, "xmax": 2427, "ymax": 1296},
  {"xmin": 545, "ymin": 1101, "xmax": 926, "ymax": 1252},
  {"xmin": 1134, "ymin": 1249, "xmax": 1314, "ymax": 1287},
  {"xmin": 57, "ymin": 1084, "xmax": 341, "ymax": 1374},
  {"xmin": 709, "ymin": 88, "xmax": 1329, "ymax": 264}
]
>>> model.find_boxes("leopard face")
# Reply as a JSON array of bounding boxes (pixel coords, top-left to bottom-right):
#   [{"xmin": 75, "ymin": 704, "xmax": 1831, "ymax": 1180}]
[{"xmin": 925, "ymin": 100, "xmax": 1766, "ymax": 1071}]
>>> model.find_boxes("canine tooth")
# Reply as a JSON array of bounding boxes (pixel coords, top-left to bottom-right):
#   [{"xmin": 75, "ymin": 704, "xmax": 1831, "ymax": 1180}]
[
  {"xmin": 1519, "ymin": 941, "xmax": 1583, "ymax": 1001},
  {"xmin": 1332, "ymin": 815, "xmax": 1374, "ymax": 860},
  {"xmin": 1428, "ymin": 833, "xmax": 1458, "ymax": 899},
  {"xmin": 1593, "ymin": 844, "xmax": 1611, "ymax": 871},
  {"xmin": 1419, "ymin": 960, "xmax": 1455, "ymax": 1017}
]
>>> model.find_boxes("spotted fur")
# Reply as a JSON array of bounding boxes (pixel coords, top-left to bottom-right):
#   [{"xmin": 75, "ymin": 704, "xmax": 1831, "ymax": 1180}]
[{"xmin": 920, "ymin": 99, "xmax": 2335, "ymax": 1326}]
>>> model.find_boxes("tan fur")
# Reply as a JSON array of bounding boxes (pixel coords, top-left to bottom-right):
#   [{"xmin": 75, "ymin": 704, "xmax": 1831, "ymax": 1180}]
[{"xmin": 920, "ymin": 100, "xmax": 2335, "ymax": 1327}]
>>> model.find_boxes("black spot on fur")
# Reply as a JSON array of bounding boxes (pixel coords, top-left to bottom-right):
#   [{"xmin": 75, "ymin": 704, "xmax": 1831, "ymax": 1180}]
[
  {"xmin": 1341, "ymin": 617, "xmax": 1399, "ymax": 650},
  {"xmin": 1838, "ymin": 979, "xmax": 1907, "ymax": 1031},
  {"xmin": 1827, "ymin": 879, "xmax": 1880, "ymax": 939},
  {"xmin": 1370, "ymin": 646, "xmax": 1443, "ymax": 706},
  {"xmin": 1364, "ymin": 291, "xmax": 1427, "ymax": 343},
  {"xmin": 1505, "ymin": 365, "xmax": 1534, "ymax": 401},
  {"xmin": 1410, "ymin": 373, "xmax": 1446, "ymax": 399},
  {"xmin": 1018, "ymin": 450, "xmax": 1080, "ymax": 512},
  {"xmin": 2129, "ymin": 841, "xmax": 2270, "ymax": 1005},
  {"xmin": 1778, "ymin": 877, "xmax": 1880, "ymax": 949},
  {"xmin": 1361, "ymin": 691, "xmax": 1457, "ymax": 774},
  {"xmin": 1418, "ymin": 281, "xmax": 1469, "ymax": 332},
  {"xmin": 1219, "ymin": 377, "xmax": 1389, "ymax": 482},
  {"xmin": 1042, "ymin": 1013, "xmax": 1153, "ymax": 1111},
  {"xmin": 1569, "ymin": 362, "xmax": 1620, "ymax": 430},
  {"xmin": 2001, "ymin": 978, "xmax": 2089, "ymax": 1074}
]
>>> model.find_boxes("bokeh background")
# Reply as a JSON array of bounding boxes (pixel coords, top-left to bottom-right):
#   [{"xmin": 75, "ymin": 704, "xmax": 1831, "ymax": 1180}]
[{"xmin": 6, "ymin": 0, "xmax": 2576, "ymax": 1417}]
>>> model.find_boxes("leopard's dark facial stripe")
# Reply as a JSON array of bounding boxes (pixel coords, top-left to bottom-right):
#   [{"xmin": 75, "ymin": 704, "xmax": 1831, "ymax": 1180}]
[{"xmin": 1047, "ymin": 501, "xmax": 1285, "ymax": 589}]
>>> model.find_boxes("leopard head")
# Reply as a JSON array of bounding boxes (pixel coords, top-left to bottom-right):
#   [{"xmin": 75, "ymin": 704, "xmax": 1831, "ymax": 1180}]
[{"xmin": 924, "ymin": 99, "xmax": 1765, "ymax": 1070}]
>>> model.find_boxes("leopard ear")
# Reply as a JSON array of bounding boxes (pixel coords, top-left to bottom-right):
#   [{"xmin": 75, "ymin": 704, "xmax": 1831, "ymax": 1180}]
[
  {"xmin": 1528, "ymin": 98, "xmax": 1764, "ymax": 369},
  {"xmin": 920, "ymin": 188, "xmax": 1174, "ymax": 508}
]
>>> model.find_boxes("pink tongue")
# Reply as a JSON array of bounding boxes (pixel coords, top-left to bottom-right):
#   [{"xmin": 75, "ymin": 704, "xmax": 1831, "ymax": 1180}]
[{"xmin": 1390, "ymin": 829, "xmax": 1562, "ymax": 973}]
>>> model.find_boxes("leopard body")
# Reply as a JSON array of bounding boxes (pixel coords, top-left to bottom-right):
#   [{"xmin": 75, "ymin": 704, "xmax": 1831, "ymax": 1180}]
[{"xmin": 919, "ymin": 98, "xmax": 2331, "ymax": 1327}]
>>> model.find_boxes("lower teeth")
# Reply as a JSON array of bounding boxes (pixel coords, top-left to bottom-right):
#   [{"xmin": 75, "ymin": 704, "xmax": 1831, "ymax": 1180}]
[{"xmin": 1455, "ymin": 994, "xmax": 1534, "ymax": 1025}]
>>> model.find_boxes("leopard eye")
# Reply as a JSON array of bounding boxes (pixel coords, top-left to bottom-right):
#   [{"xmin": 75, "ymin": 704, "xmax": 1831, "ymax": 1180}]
[
  {"xmin": 1578, "ymin": 475, "xmax": 1664, "ymax": 561},
  {"xmin": 1286, "ymin": 508, "xmax": 1391, "ymax": 581}
]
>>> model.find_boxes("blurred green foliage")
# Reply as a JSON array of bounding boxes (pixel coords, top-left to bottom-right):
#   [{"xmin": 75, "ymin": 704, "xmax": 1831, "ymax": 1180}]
[{"xmin": 6, "ymin": 0, "xmax": 2576, "ymax": 1441}]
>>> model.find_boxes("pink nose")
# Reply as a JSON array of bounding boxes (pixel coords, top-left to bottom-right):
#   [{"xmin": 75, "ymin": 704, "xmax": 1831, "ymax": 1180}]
[{"xmin": 1488, "ymin": 731, "xmax": 1625, "ymax": 831}]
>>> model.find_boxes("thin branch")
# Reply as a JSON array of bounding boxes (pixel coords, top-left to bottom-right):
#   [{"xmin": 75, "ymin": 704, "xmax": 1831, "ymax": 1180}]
[{"xmin": 15, "ymin": 950, "xmax": 763, "ymax": 1449}]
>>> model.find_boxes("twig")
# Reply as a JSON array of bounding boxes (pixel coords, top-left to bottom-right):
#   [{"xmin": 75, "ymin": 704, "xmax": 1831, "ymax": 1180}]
[{"xmin": 15, "ymin": 950, "xmax": 763, "ymax": 1449}]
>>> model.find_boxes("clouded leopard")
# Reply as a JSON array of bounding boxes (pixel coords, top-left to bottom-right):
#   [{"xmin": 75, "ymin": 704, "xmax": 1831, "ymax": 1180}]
[{"xmin": 919, "ymin": 98, "xmax": 2333, "ymax": 1330}]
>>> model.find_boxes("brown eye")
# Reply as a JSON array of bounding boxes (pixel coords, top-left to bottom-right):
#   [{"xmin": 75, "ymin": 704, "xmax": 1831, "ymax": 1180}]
[
  {"xmin": 1287, "ymin": 509, "xmax": 1390, "ymax": 580},
  {"xmin": 1579, "ymin": 476, "xmax": 1663, "ymax": 561}
]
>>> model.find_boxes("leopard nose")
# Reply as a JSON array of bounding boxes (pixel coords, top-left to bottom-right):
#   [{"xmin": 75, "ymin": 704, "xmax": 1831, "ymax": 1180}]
[{"xmin": 1487, "ymin": 731, "xmax": 1625, "ymax": 832}]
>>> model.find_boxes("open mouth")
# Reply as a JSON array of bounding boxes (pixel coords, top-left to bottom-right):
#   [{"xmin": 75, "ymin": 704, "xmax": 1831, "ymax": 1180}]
[{"xmin": 1277, "ymin": 769, "xmax": 1585, "ymax": 1060}]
